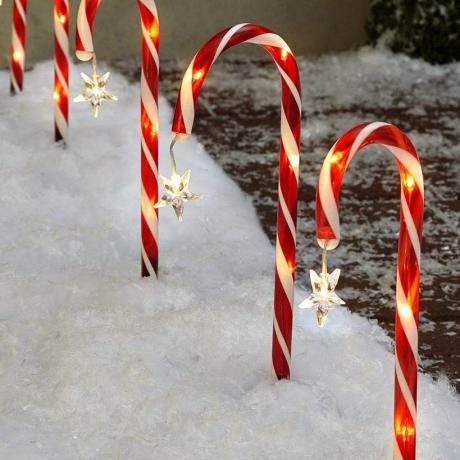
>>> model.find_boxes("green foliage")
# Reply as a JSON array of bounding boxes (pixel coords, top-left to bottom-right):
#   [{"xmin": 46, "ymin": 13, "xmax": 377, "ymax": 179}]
[{"xmin": 366, "ymin": 0, "xmax": 460, "ymax": 64}]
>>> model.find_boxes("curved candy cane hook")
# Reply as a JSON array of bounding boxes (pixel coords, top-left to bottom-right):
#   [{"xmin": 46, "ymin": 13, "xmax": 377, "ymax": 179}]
[{"xmin": 316, "ymin": 121, "xmax": 424, "ymax": 460}]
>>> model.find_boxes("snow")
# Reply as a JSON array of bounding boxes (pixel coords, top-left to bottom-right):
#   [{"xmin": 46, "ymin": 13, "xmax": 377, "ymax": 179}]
[{"xmin": 0, "ymin": 61, "xmax": 459, "ymax": 459}]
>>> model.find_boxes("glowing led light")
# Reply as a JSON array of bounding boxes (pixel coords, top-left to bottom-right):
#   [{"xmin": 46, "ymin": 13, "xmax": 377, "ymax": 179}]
[
  {"xmin": 330, "ymin": 151, "xmax": 343, "ymax": 164},
  {"xmin": 289, "ymin": 263, "xmax": 295, "ymax": 274},
  {"xmin": 397, "ymin": 425, "xmax": 415, "ymax": 443},
  {"xmin": 149, "ymin": 22, "xmax": 159, "ymax": 39},
  {"xmin": 281, "ymin": 48, "xmax": 289, "ymax": 60},
  {"xmin": 290, "ymin": 155, "xmax": 299, "ymax": 169},
  {"xmin": 193, "ymin": 70, "xmax": 204, "ymax": 81},
  {"xmin": 398, "ymin": 303, "xmax": 412, "ymax": 319},
  {"xmin": 151, "ymin": 126, "xmax": 157, "ymax": 137},
  {"xmin": 404, "ymin": 175, "xmax": 415, "ymax": 191},
  {"xmin": 12, "ymin": 50, "xmax": 23, "ymax": 62},
  {"xmin": 53, "ymin": 91, "xmax": 61, "ymax": 102}
]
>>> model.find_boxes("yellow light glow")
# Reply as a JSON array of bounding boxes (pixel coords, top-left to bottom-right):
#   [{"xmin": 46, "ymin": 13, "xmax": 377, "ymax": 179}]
[
  {"xmin": 289, "ymin": 263, "xmax": 295, "ymax": 274},
  {"xmin": 330, "ymin": 151, "xmax": 343, "ymax": 164},
  {"xmin": 193, "ymin": 70, "xmax": 204, "ymax": 81},
  {"xmin": 12, "ymin": 50, "xmax": 23, "ymax": 62},
  {"xmin": 281, "ymin": 48, "xmax": 289, "ymax": 60},
  {"xmin": 149, "ymin": 22, "xmax": 159, "ymax": 39},
  {"xmin": 404, "ymin": 175, "xmax": 415, "ymax": 191},
  {"xmin": 151, "ymin": 126, "xmax": 157, "ymax": 137},
  {"xmin": 290, "ymin": 155, "xmax": 299, "ymax": 169},
  {"xmin": 397, "ymin": 425, "xmax": 415, "ymax": 443},
  {"xmin": 53, "ymin": 91, "xmax": 61, "ymax": 102},
  {"xmin": 398, "ymin": 303, "xmax": 412, "ymax": 319}
]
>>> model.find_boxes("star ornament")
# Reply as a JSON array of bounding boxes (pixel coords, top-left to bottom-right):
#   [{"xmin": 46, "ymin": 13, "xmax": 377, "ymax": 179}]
[
  {"xmin": 74, "ymin": 71, "xmax": 117, "ymax": 118},
  {"xmin": 155, "ymin": 169, "xmax": 201, "ymax": 221},
  {"xmin": 299, "ymin": 268, "xmax": 345, "ymax": 327}
]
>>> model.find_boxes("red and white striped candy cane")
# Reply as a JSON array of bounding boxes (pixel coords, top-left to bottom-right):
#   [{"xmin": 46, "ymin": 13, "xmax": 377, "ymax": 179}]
[
  {"xmin": 54, "ymin": 0, "xmax": 70, "ymax": 143},
  {"xmin": 76, "ymin": 0, "xmax": 160, "ymax": 277},
  {"xmin": 172, "ymin": 24, "xmax": 301, "ymax": 380},
  {"xmin": 316, "ymin": 122, "xmax": 424, "ymax": 460},
  {"xmin": 9, "ymin": 0, "xmax": 28, "ymax": 94}
]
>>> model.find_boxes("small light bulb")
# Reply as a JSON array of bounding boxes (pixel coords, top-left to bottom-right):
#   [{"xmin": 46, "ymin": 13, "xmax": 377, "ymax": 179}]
[
  {"xmin": 59, "ymin": 14, "xmax": 66, "ymax": 24},
  {"xmin": 53, "ymin": 91, "xmax": 61, "ymax": 102},
  {"xmin": 193, "ymin": 70, "xmax": 204, "ymax": 81},
  {"xmin": 281, "ymin": 48, "xmax": 289, "ymax": 60},
  {"xmin": 330, "ymin": 151, "xmax": 343, "ymax": 164},
  {"xmin": 12, "ymin": 50, "xmax": 23, "ymax": 62},
  {"xmin": 404, "ymin": 175, "xmax": 415, "ymax": 191},
  {"xmin": 398, "ymin": 303, "xmax": 412, "ymax": 318}
]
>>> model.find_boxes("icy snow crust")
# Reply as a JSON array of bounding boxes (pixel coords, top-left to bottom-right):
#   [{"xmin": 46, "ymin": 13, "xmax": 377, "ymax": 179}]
[{"xmin": 0, "ymin": 62, "xmax": 458, "ymax": 459}]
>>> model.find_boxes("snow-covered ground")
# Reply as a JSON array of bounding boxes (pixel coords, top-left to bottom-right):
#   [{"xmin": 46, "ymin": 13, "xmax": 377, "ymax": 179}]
[{"xmin": 0, "ymin": 62, "xmax": 459, "ymax": 459}]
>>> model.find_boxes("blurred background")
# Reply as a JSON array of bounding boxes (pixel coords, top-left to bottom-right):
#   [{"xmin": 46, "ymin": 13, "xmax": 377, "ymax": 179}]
[{"xmin": 0, "ymin": 0, "xmax": 459, "ymax": 390}]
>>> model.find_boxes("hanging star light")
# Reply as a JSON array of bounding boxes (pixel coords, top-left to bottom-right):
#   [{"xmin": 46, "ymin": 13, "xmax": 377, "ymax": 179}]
[
  {"xmin": 155, "ymin": 135, "xmax": 201, "ymax": 221},
  {"xmin": 74, "ymin": 56, "xmax": 117, "ymax": 117},
  {"xmin": 299, "ymin": 242, "xmax": 345, "ymax": 327},
  {"xmin": 155, "ymin": 169, "xmax": 201, "ymax": 221}
]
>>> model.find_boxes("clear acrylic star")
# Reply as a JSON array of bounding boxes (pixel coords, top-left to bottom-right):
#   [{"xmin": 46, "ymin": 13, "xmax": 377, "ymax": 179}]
[
  {"xmin": 74, "ymin": 71, "xmax": 117, "ymax": 118},
  {"xmin": 155, "ymin": 169, "xmax": 201, "ymax": 221},
  {"xmin": 299, "ymin": 268, "xmax": 345, "ymax": 327}
]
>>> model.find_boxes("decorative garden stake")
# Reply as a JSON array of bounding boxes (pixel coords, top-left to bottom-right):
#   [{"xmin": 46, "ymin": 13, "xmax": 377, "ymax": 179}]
[
  {"xmin": 53, "ymin": 0, "xmax": 70, "ymax": 142},
  {"xmin": 75, "ymin": 0, "xmax": 160, "ymax": 277},
  {"xmin": 9, "ymin": 0, "xmax": 70, "ymax": 144},
  {"xmin": 170, "ymin": 24, "xmax": 302, "ymax": 380},
  {"xmin": 9, "ymin": 0, "xmax": 28, "ymax": 95},
  {"xmin": 310, "ymin": 121, "xmax": 424, "ymax": 460}
]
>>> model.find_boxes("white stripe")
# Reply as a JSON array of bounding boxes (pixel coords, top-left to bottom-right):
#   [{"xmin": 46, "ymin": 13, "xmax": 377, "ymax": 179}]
[
  {"xmin": 273, "ymin": 316, "xmax": 291, "ymax": 367},
  {"xmin": 141, "ymin": 70, "xmax": 159, "ymax": 129},
  {"xmin": 141, "ymin": 22, "xmax": 159, "ymax": 69},
  {"xmin": 139, "ymin": 0, "xmax": 158, "ymax": 18},
  {"xmin": 15, "ymin": 0, "xmax": 26, "ymax": 24},
  {"xmin": 141, "ymin": 132, "xmax": 158, "ymax": 179},
  {"xmin": 384, "ymin": 144, "xmax": 424, "ymax": 200},
  {"xmin": 12, "ymin": 28, "xmax": 25, "ymax": 71},
  {"xmin": 55, "ymin": 20, "xmax": 69, "ymax": 57},
  {"xmin": 141, "ymin": 245, "xmax": 155, "ymax": 277},
  {"xmin": 395, "ymin": 355, "xmax": 417, "ymax": 425},
  {"xmin": 141, "ymin": 183, "xmax": 159, "ymax": 243},
  {"xmin": 396, "ymin": 273, "xmax": 419, "ymax": 362},
  {"xmin": 180, "ymin": 57, "xmax": 197, "ymax": 134},
  {"xmin": 212, "ymin": 23, "xmax": 248, "ymax": 65},
  {"xmin": 275, "ymin": 236, "xmax": 294, "ymax": 308},
  {"xmin": 318, "ymin": 144, "xmax": 341, "ymax": 240},
  {"xmin": 245, "ymin": 33, "xmax": 291, "ymax": 51},
  {"xmin": 55, "ymin": 105, "xmax": 68, "ymax": 141},
  {"xmin": 393, "ymin": 433, "xmax": 404, "ymax": 460},
  {"xmin": 54, "ymin": 62, "xmax": 69, "ymax": 94},
  {"xmin": 278, "ymin": 185, "xmax": 296, "ymax": 244},
  {"xmin": 275, "ymin": 62, "xmax": 301, "ymax": 114},
  {"xmin": 281, "ymin": 107, "xmax": 300, "ymax": 180},
  {"xmin": 76, "ymin": 0, "xmax": 94, "ymax": 61},
  {"xmin": 346, "ymin": 122, "xmax": 389, "ymax": 167},
  {"xmin": 401, "ymin": 190, "xmax": 421, "ymax": 266}
]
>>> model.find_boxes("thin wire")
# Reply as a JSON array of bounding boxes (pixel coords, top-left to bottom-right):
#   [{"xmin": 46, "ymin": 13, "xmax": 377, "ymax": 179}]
[
  {"xmin": 321, "ymin": 240, "xmax": 329, "ymax": 276},
  {"xmin": 169, "ymin": 133, "xmax": 179, "ymax": 176}
]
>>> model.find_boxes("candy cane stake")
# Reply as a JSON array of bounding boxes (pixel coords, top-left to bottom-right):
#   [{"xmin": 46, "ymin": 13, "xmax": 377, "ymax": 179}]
[
  {"xmin": 54, "ymin": 0, "xmax": 70, "ymax": 143},
  {"xmin": 9, "ymin": 0, "xmax": 70, "ymax": 144},
  {"xmin": 75, "ymin": 0, "xmax": 160, "ymax": 278},
  {"xmin": 316, "ymin": 122, "xmax": 424, "ymax": 460},
  {"xmin": 171, "ymin": 24, "xmax": 302, "ymax": 380},
  {"xmin": 10, "ymin": 0, "xmax": 28, "ymax": 95}
]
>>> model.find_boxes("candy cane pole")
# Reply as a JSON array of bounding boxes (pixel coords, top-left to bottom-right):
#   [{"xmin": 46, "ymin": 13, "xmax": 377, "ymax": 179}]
[
  {"xmin": 76, "ymin": 0, "xmax": 160, "ymax": 277},
  {"xmin": 54, "ymin": 0, "xmax": 70, "ymax": 143},
  {"xmin": 172, "ymin": 24, "xmax": 301, "ymax": 380},
  {"xmin": 9, "ymin": 0, "xmax": 28, "ymax": 94},
  {"xmin": 316, "ymin": 122, "xmax": 424, "ymax": 460}
]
